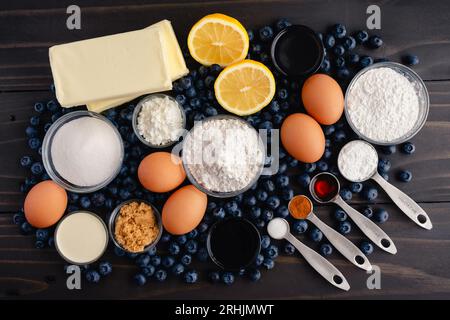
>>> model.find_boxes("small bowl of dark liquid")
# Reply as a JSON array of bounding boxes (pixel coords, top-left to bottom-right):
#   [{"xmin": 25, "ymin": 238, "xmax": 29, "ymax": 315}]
[
  {"xmin": 271, "ymin": 25, "xmax": 324, "ymax": 78},
  {"xmin": 207, "ymin": 218, "xmax": 261, "ymax": 271}
]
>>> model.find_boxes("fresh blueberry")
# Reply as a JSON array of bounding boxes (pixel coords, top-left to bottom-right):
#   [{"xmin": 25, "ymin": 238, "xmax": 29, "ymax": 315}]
[
  {"xmin": 277, "ymin": 88, "xmax": 288, "ymax": 100},
  {"xmin": 261, "ymin": 235, "xmax": 271, "ymax": 249},
  {"xmin": 196, "ymin": 247, "xmax": 209, "ymax": 262},
  {"xmin": 381, "ymin": 145, "xmax": 396, "ymax": 155},
  {"xmin": 282, "ymin": 188, "xmax": 294, "ymax": 201},
  {"xmin": 304, "ymin": 163, "xmax": 316, "ymax": 174},
  {"xmin": 334, "ymin": 209, "xmax": 347, "ymax": 222},
  {"xmin": 225, "ymin": 201, "xmax": 238, "ymax": 215},
  {"xmin": 259, "ymin": 26, "xmax": 274, "ymax": 41},
  {"xmin": 255, "ymin": 219, "xmax": 266, "ymax": 229},
  {"xmin": 86, "ymin": 270, "xmax": 101, "ymax": 283},
  {"xmin": 36, "ymin": 229, "xmax": 49, "ymax": 241},
  {"xmin": 175, "ymin": 94, "xmax": 187, "ymax": 105},
  {"xmin": 402, "ymin": 54, "xmax": 419, "ymax": 66},
  {"xmin": 254, "ymin": 253, "xmax": 264, "ymax": 266},
  {"xmin": 292, "ymin": 220, "xmax": 308, "ymax": 234},
  {"xmin": 317, "ymin": 160, "xmax": 329, "ymax": 172},
  {"xmin": 401, "ymin": 142, "xmax": 415, "ymax": 155},
  {"xmin": 309, "ymin": 227, "xmax": 323, "ymax": 242},
  {"xmin": 198, "ymin": 222, "xmax": 210, "ymax": 233},
  {"xmin": 359, "ymin": 55, "xmax": 374, "ymax": 68},
  {"xmin": 342, "ymin": 36, "xmax": 356, "ymax": 50},
  {"xmin": 185, "ymin": 87, "xmax": 197, "ymax": 98},
  {"xmin": 150, "ymin": 255, "xmax": 161, "ymax": 266},
  {"xmin": 133, "ymin": 273, "xmax": 146, "ymax": 286},
  {"xmin": 360, "ymin": 241, "xmax": 374, "ymax": 255},
  {"xmin": 13, "ymin": 212, "xmax": 25, "ymax": 225},
  {"xmin": 349, "ymin": 182, "xmax": 363, "ymax": 193},
  {"xmin": 266, "ymin": 196, "xmax": 281, "ymax": 210},
  {"xmin": 35, "ymin": 240, "xmax": 45, "ymax": 249},
  {"xmin": 155, "ymin": 269, "xmax": 168, "ymax": 282},
  {"xmin": 176, "ymin": 235, "xmax": 188, "ymax": 245},
  {"xmin": 346, "ymin": 52, "xmax": 360, "ymax": 65},
  {"xmin": 34, "ymin": 102, "xmax": 45, "ymax": 113},
  {"xmin": 79, "ymin": 196, "xmax": 91, "ymax": 209},
  {"xmin": 354, "ymin": 30, "xmax": 369, "ymax": 43},
  {"xmin": 259, "ymin": 120, "xmax": 273, "ymax": 130},
  {"xmin": 28, "ymin": 137, "xmax": 41, "ymax": 150},
  {"xmin": 276, "ymin": 175, "xmax": 289, "ymax": 188},
  {"xmin": 323, "ymin": 34, "xmax": 336, "ymax": 49},
  {"xmin": 333, "ymin": 45, "xmax": 345, "ymax": 56},
  {"xmin": 212, "ymin": 207, "xmax": 226, "ymax": 219},
  {"xmin": 142, "ymin": 265, "xmax": 155, "ymax": 278},
  {"xmin": 114, "ymin": 246, "xmax": 126, "ymax": 257},
  {"xmin": 168, "ymin": 242, "xmax": 181, "ymax": 255},
  {"xmin": 205, "ymin": 106, "xmax": 218, "ymax": 116},
  {"xmin": 185, "ymin": 240, "xmax": 198, "ymax": 254},
  {"xmin": 162, "ymin": 256, "xmax": 175, "ymax": 268},
  {"xmin": 250, "ymin": 206, "xmax": 262, "ymax": 220},
  {"xmin": 136, "ymin": 254, "xmax": 150, "ymax": 268},
  {"xmin": 48, "ymin": 237, "xmax": 54, "ymax": 247},
  {"xmin": 287, "ymin": 157, "xmax": 299, "ymax": 168},
  {"xmin": 256, "ymin": 189, "xmax": 268, "ymax": 202},
  {"xmin": 275, "ymin": 18, "xmax": 292, "ymax": 31},
  {"xmin": 160, "ymin": 233, "xmax": 171, "ymax": 243},
  {"xmin": 30, "ymin": 115, "xmax": 40, "ymax": 126},
  {"xmin": 276, "ymin": 205, "xmax": 289, "ymax": 218},
  {"xmin": 261, "ymin": 209, "xmax": 274, "ymax": 222},
  {"xmin": 119, "ymin": 189, "xmax": 131, "ymax": 200},
  {"xmin": 204, "ymin": 76, "xmax": 216, "ymax": 89},
  {"xmin": 147, "ymin": 246, "xmax": 157, "ymax": 256},
  {"xmin": 189, "ymin": 98, "xmax": 201, "ymax": 109},
  {"xmin": 378, "ymin": 158, "xmax": 391, "ymax": 173},
  {"xmin": 334, "ymin": 130, "xmax": 346, "ymax": 143},
  {"xmin": 20, "ymin": 221, "xmax": 33, "ymax": 235},
  {"xmin": 337, "ymin": 68, "xmax": 351, "ymax": 79},
  {"xmin": 320, "ymin": 243, "xmax": 333, "ymax": 256},
  {"xmin": 180, "ymin": 77, "xmax": 193, "ymax": 90},
  {"xmin": 25, "ymin": 126, "xmax": 38, "ymax": 137},
  {"xmin": 261, "ymin": 180, "xmax": 275, "ymax": 193},
  {"xmin": 331, "ymin": 24, "xmax": 346, "ymax": 39},
  {"xmin": 181, "ymin": 254, "xmax": 192, "ymax": 266},
  {"xmin": 192, "ymin": 113, "xmax": 206, "ymax": 122},
  {"xmin": 362, "ymin": 206, "xmax": 374, "ymax": 219},
  {"xmin": 248, "ymin": 268, "xmax": 261, "ymax": 282},
  {"xmin": 320, "ymin": 58, "xmax": 331, "ymax": 73},
  {"xmin": 208, "ymin": 271, "xmax": 221, "ymax": 283},
  {"xmin": 339, "ymin": 221, "xmax": 352, "ymax": 235},
  {"xmin": 222, "ymin": 272, "xmax": 235, "ymax": 285},
  {"xmin": 98, "ymin": 261, "xmax": 113, "ymax": 276},
  {"xmin": 265, "ymin": 244, "xmax": 279, "ymax": 259},
  {"xmin": 280, "ymin": 101, "xmax": 290, "ymax": 111},
  {"xmin": 263, "ymin": 258, "xmax": 275, "ymax": 270},
  {"xmin": 334, "ymin": 56, "xmax": 345, "ymax": 68},
  {"xmin": 284, "ymin": 243, "xmax": 296, "ymax": 255},
  {"xmin": 368, "ymin": 35, "xmax": 383, "ymax": 48},
  {"xmin": 363, "ymin": 187, "xmax": 378, "ymax": 201},
  {"xmin": 398, "ymin": 170, "xmax": 412, "ymax": 182},
  {"xmin": 269, "ymin": 100, "xmax": 281, "ymax": 114},
  {"xmin": 375, "ymin": 208, "xmax": 389, "ymax": 223},
  {"xmin": 323, "ymin": 125, "xmax": 335, "ymax": 136},
  {"xmin": 20, "ymin": 156, "xmax": 33, "ymax": 168},
  {"xmin": 91, "ymin": 192, "xmax": 106, "ymax": 207}
]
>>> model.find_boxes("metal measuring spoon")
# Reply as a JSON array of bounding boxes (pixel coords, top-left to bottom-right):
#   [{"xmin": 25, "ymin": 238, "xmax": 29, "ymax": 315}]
[
  {"xmin": 288, "ymin": 195, "xmax": 372, "ymax": 271},
  {"xmin": 310, "ymin": 172, "xmax": 397, "ymax": 255},
  {"xmin": 338, "ymin": 140, "xmax": 432, "ymax": 230},
  {"xmin": 267, "ymin": 218, "xmax": 350, "ymax": 291}
]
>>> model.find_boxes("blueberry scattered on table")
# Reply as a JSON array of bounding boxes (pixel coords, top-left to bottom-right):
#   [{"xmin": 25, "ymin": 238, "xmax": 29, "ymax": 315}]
[
  {"xmin": 334, "ymin": 209, "xmax": 347, "ymax": 222},
  {"xmin": 208, "ymin": 271, "xmax": 221, "ymax": 283},
  {"xmin": 34, "ymin": 102, "xmax": 45, "ymax": 113},
  {"xmin": 292, "ymin": 220, "xmax": 308, "ymax": 234},
  {"xmin": 142, "ymin": 265, "xmax": 155, "ymax": 277},
  {"xmin": 133, "ymin": 273, "xmax": 146, "ymax": 286},
  {"xmin": 368, "ymin": 35, "xmax": 383, "ymax": 48},
  {"xmin": 333, "ymin": 45, "xmax": 345, "ymax": 56},
  {"xmin": 346, "ymin": 52, "xmax": 360, "ymax": 65},
  {"xmin": 381, "ymin": 145, "xmax": 396, "ymax": 155},
  {"xmin": 259, "ymin": 26, "xmax": 274, "ymax": 41},
  {"xmin": 339, "ymin": 221, "xmax": 352, "ymax": 235},
  {"xmin": 359, "ymin": 55, "xmax": 374, "ymax": 68},
  {"xmin": 309, "ymin": 227, "xmax": 323, "ymax": 242},
  {"xmin": 155, "ymin": 269, "xmax": 168, "ymax": 282},
  {"xmin": 184, "ymin": 270, "xmax": 198, "ymax": 284},
  {"xmin": 99, "ymin": 261, "xmax": 113, "ymax": 276},
  {"xmin": 320, "ymin": 243, "xmax": 333, "ymax": 256},
  {"xmin": 362, "ymin": 206, "xmax": 374, "ymax": 219},
  {"xmin": 401, "ymin": 142, "xmax": 416, "ymax": 155},
  {"xmin": 375, "ymin": 208, "xmax": 389, "ymax": 223},
  {"xmin": 340, "ymin": 188, "xmax": 352, "ymax": 201},
  {"xmin": 378, "ymin": 158, "xmax": 391, "ymax": 173},
  {"xmin": 35, "ymin": 240, "xmax": 45, "ymax": 249},
  {"xmin": 222, "ymin": 272, "xmax": 235, "ymax": 285},
  {"xmin": 297, "ymin": 172, "xmax": 311, "ymax": 187},
  {"xmin": 363, "ymin": 187, "xmax": 378, "ymax": 202},
  {"xmin": 398, "ymin": 170, "xmax": 412, "ymax": 182},
  {"xmin": 36, "ymin": 229, "xmax": 49, "ymax": 241},
  {"xmin": 248, "ymin": 268, "xmax": 261, "ymax": 282},
  {"xmin": 265, "ymin": 244, "xmax": 279, "ymax": 259},
  {"xmin": 360, "ymin": 241, "xmax": 374, "ymax": 255},
  {"xmin": 354, "ymin": 30, "xmax": 369, "ymax": 44},
  {"xmin": 380, "ymin": 172, "xmax": 389, "ymax": 181},
  {"xmin": 350, "ymin": 182, "xmax": 363, "ymax": 193},
  {"xmin": 86, "ymin": 270, "xmax": 101, "ymax": 284},
  {"xmin": 323, "ymin": 34, "xmax": 336, "ymax": 49},
  {"xmin": 342, "ymin": 36, "xmax": 356, "ymax": 50},
  {"xmin": 263, "ymin": 258, "xmax": 275, "ymax": 270},
  {"xmin": 284, "ymin": 243, "xmax": 295, "ymax": 255},
  {"xmin": 260, "ymin": 235, "xmax": 271, "ymax": 250},
  {"xmin": 20, "ymin": 156, "xmax": 33, "ymax": 168},
  {"xmin": 402, "ymin": 54, "xmax": 419, "ymax": 66},
  {"xmin": 331, "ymin": 23, "xmax": 346, "ymax": 39}
]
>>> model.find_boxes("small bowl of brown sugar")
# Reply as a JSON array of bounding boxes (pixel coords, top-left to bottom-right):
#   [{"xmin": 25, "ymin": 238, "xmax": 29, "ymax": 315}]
[{"xmin": 108, "ymin": 199, "xmax": 162, "ymax": 254}]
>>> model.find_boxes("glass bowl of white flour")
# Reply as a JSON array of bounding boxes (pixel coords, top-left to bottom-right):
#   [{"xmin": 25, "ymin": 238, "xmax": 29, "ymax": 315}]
[
  {"xmin": 344, "ymin": 62, "xmax": 429, "ymax": 145},
  {"xmin": 182, "ymin": 115, "xmax": 265, "ymax": 198}
]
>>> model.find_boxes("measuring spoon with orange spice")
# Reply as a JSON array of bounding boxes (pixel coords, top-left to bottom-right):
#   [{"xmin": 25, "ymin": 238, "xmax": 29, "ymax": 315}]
[{"xmin": 289, "ymin": 195, "xmax": 372, "ymax": 271}]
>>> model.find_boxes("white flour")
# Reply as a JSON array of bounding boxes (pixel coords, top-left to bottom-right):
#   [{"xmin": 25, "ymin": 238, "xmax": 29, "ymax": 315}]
[
  {"xmin": 346, "ymin": 67, "xmax": 420, "ymax": 142},
  {"xmin": 183, "ymin": 118, "xmax": 264, "ymax": 192},
  {"xmin": 338, "ymin": 140, "xmax": 378, "ymax": 182},
  {"xmin": 137, "ymin": 96, "xmax": 183, "ymax": 146}
]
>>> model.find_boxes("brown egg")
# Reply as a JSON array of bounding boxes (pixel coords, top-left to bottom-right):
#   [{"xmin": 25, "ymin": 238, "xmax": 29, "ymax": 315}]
[
  {"xmin": 281, "ymin": 113, "xmax": 325, "ymax": 163},
  {"xmin": 138, "ymin": 152, "xmax": 186, "ymax": 193},
  {"xmin": 24, "ymin": 180, "xmax": 67, "ymax": 228},
  {"xmin": 162, "ymin": 185, "xmax": 207, "ymax": 235},
  {"xmin": 302, "ymin": 74, "xmax": 344, "ymax": 125}
]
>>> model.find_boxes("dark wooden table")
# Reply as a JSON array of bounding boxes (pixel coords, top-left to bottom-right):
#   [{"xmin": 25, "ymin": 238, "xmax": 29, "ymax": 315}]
[{"xmin": 1, "ymin": 0, "xmax": 450, "ymax": 300}]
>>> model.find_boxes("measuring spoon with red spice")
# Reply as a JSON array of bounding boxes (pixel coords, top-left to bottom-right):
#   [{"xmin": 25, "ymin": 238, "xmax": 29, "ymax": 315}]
[
  {"xmin": 309, "ymin": 172, "xmax": 397, "ymax": 255},
  {"xmin": 289, "ymin": 195, "xmax": 372, "ymax": 271}
]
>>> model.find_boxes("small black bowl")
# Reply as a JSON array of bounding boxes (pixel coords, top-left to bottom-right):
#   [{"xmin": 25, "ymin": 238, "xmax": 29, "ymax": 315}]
[
  {"xmin": 271, "ymin": 25, "xmax": 325, "ymax": 78},
  {"xmin": 207, "ymin": 217, "xmax": 261, "ymax": 272}
]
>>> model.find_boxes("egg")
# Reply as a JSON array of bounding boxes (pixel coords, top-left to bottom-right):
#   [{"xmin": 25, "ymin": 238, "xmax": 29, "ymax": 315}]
[
  {"xmin": 162, "ymin": 185, "xmax": 207, "ymax": 235},
  {"xmin": 138, "ymin": 152, "xmax": 186, "ymax": 193},
  {"xmin": 24, "ymin": 180, "xmax": 67, "ymax": 228},
  {"xmin": 281, "ymin": 113, "xmax": 325, "ymax": 163},
  {"xmin": 302, "ymin": 74, "xmax": 344, "ymax": 125}
]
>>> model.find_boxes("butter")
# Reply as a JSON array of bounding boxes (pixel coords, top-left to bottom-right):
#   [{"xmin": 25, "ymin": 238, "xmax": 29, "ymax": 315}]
[
  {"xmin": 87, "ymin": 20, "xmax": 188, "ymax": 113},
  {"xmin": 49, "ymin": 27, "xmax": 172, "ymax": 107}
]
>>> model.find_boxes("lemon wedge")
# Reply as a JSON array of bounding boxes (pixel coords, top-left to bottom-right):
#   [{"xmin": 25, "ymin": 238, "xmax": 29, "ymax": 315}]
[
  {"xmin": 214, "ymin": 59, "xmax": 276, "ymax": 116},
  {"xmin": 187, "ymin": 13, "xmax": 249, "ymax": 66}
]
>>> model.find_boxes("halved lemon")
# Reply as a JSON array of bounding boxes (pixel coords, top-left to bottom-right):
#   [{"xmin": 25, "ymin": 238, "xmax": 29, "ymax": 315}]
[
  {"xmin": 214, "ymin": 59, "xmax": 276, "ymax": 116},
  {"xmin": 187, "ymin": 13, "xmax": 249, "ymax": 66}
]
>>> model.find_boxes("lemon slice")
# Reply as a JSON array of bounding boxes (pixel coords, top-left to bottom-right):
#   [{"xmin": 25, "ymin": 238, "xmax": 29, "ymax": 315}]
[
  {"xmin": 187, "ymin": 13, "xmax": 249, "ymax": 66},
  {"xmin": 214, "ymin": 59, "xmax": 276, "ymax": 116}
]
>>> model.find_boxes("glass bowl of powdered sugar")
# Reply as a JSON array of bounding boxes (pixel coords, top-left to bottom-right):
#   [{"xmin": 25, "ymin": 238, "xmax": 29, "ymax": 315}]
[
  {"xmin": 344, "ymin": 62, "xmax": 429, "ymax": 145},
  {"xmin": 182, "ymin": 115, "xmax": 265, "ymax": 198},
  {"xmin": 42, "ymin": 111, "xmax": 124, "ymax": 193}
]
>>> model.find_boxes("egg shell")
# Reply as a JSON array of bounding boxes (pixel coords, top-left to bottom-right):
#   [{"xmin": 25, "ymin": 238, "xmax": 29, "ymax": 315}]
[
  {"xmin": 302, "ymin": 74, "xmax": 344, "ymax": 125},
  {"xmin": 24, "ymin": 180, "xmax": 68, "ymax": 228},
  {"xmin": 281, "ymin": 113, "xmax": 325, "ymax": 163},
  {"xmin": 162, "ymin": 185, "xmax": 207, "ymax": 235},
  {"xmin": 138, "ymin": 152, "xmax": 186, "ymax": 193}
]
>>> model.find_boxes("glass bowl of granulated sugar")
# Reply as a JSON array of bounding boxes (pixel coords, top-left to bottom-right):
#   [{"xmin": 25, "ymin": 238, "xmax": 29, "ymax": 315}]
[
  {"xmin": 182, "ymin": 115, "xmax": 265, "ymax": 198},
  {"xmin": 344, "ymin": 62, "xmax": 429, "ymax": 145}
]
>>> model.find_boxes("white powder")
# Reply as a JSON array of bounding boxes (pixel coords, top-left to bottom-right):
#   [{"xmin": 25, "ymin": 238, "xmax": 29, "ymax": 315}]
[
  {"xmin": 347, "ymin": 67, "xmax": 420, "ymax": 142},
  {"xmin": 338, "ymin": 140, "xmax": 378, "ymax": 182},
  {"xmin": 51, "ymin": 117, "xmax": 122, "ymax": 187},
  {"xmin": 137, "ymin": 96, "xmax": 183, "ymax": 146},
  {"xmin": 183, "ymin": 118, "xmax": 264, "ymax": 193},
  {"xmin": 267, "ymin": 218, "xmax": 288, "ymax": 240}
]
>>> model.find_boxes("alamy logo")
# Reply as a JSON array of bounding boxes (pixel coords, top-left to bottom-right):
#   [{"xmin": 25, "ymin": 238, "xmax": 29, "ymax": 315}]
[
  {"xmin": 366, "ymin": 265, "xmax": 381, "ymax": 289},
  {"xmin": 366, "ymin": 5, "xmax": 381, "ymax": 30},
  {"xmin": 66, "ymin": 265, "xmax": 82, "ymax": 290},
  {"xmin": 66, "ymin": 5, "xmax": 81, "ymax": 30}
]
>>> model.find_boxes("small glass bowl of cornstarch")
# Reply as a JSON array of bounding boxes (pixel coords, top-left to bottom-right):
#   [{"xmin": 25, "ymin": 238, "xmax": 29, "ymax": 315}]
[
  {"xmin": 182, "ymin": 115, "xmax": 265, "ymax": 198},
  {"xmin": 344, "ymin": 62, "xmax": 429, "ymax": 145},
  {"xmin": 132, "ymin": 94, "xmax": 186, "ymax": 148}
]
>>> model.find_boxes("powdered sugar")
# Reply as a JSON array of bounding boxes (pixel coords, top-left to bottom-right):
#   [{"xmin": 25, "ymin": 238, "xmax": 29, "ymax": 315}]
[
  {"xmin": 183, "ymin": 118, "xmax": 264, "ymax": 193},
  {"xmin": 338, "ymin": 140, "xmax": 378, "ymax": 182},
  {"xmin": 346, "ymin": 67, "xmax": 420, "ymax": 143}
]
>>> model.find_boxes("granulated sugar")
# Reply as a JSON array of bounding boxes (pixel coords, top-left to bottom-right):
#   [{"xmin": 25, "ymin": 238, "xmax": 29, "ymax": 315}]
[{"xmin": 338, "ymin": 140, "xmax": 378, "ymax": 182}]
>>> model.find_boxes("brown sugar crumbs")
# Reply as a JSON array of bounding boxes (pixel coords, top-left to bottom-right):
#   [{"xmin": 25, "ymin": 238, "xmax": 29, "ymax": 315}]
[{"xmin": 114, "ymin": 201, "xmax": 159, "ymax": 253}]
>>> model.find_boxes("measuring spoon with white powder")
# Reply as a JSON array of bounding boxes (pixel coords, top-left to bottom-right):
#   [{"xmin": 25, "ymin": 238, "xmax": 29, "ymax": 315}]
[
  {"xmin": 267, "ymin": 218, "xmax": 350, "ymax": 291},
  {"xmin": 338, "ymin": 140, "xmax": 432, "ymax": 230}
]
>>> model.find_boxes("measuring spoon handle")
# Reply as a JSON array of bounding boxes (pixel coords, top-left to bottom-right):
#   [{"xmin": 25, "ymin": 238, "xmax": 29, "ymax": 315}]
[
  {"xmin": 308, "ymin": 213, "xmax": 372, "ymax": 271},
  {"xmin": 372, "ymin": 173, "xmax": 432, "ymax": 230},
  {"xmin": 334, "ymin": 196, "xmax": 397, "ymax": 255},
  {"xmin": 285, "ymin": 233, "xmax": 350, "ymax": 291}
]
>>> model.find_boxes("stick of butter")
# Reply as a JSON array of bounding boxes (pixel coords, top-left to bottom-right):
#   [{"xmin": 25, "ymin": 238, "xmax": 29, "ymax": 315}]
[
  {"xmin": 49, "ymin": 27, "xmax": 172, "ymax": 107},
  {"xmin": 86, "ymin": 20, "xmax": 189, "ymax": 113}
]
